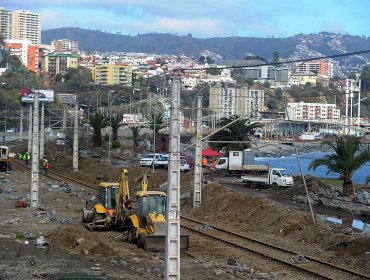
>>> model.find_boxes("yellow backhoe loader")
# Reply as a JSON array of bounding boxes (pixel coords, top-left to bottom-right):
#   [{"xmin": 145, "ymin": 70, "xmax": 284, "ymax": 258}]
[{"xmin": 82, "ymin": 169, "xmax": 189, "ymax": 251}]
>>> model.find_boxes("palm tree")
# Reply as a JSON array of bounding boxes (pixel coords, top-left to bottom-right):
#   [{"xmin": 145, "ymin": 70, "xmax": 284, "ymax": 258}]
[
  {"xmin": 209, "ymin": 115, "xmax": 260, "ymax": 152},
  {"xmin": 109, "ymin": 114, "xmax": 123, "ymax": 141},
  {"xmin": 90, "ymin": 112, "xmax": 108, "ymax": 146},
  {"xmin": 146, "ymin": 113, "xmax": 165, "ymax": 149},
  {"xmin": 309, "ymin": 135, "xmax": 370, "ymax": 196},
  {"xmin": 128, "ymin": 125, "xmax": 142, "ymax": 151}
]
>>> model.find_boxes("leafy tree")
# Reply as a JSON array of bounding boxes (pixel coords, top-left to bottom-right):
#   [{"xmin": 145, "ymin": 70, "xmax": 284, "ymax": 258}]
[
  {"xmin": 109, "ymin": 114, "xmax": 123, "ymax": 141},
  {"xmin": 275, "ymin": 88, "xmax": 283, "ymax": 100},
  {"xmin": 89, "ymin": 112, "xmax": 108, "ymax": 146},
  {"xmin": 272, "ymin": 51, "xmax": 280, "ymax": 65},
  {"xmin": 308, "ymin": 136, "xmax": 370, "ymax": 196},
  {"xmin": 361, "ymin": 66, "xmax": 370, "ymax": 92},
  {"xmin": 267, "ymin": 99, "xmax": 278, "ymax": 110},
  {"xmin": 206, "ymin": 68, "xmax": 222, "ymax": 75},
  {"xmin": 209, "ymin": 115, "xmax": 260, "ymax": 152},
  {"xmin": 263, "ymin": 81, "xmax": 270, "ymax": 89}
]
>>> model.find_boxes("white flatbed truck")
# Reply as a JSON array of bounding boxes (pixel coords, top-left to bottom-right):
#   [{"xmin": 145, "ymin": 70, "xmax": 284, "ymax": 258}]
[{"xmin": 241, "ymin": 167, "xmax": 294, "ymax": 188}]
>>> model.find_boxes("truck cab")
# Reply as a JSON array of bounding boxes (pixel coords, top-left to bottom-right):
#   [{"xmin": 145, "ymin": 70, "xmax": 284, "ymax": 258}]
[{"xmin": 268, "ymin": 168, "xmax": 294, "ymax": 187}]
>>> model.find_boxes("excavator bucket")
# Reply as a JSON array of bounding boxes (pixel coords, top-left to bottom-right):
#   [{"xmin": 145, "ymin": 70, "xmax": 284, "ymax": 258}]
[{"xmin": 142, "ymin": 234, "xmax": 189, "ymax": 252}]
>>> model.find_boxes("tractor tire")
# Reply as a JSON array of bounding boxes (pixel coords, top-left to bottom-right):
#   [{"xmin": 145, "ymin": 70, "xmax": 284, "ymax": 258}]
[
  {"xmin": 7, "ymin": 163, "xmax": 11, "ymax": 171},
  {"xmin": 138, "ymin": 233, "xmax": 145, "ymax": 248},
  {"xmin": 128, "ymin": 225, "xmax": 137, "ymax": 244}
]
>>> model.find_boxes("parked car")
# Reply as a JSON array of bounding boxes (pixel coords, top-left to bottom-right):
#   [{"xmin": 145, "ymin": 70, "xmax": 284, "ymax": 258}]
[
  {"xmin": 180, "ymin": 154, "xmax": 194, "ymax": 168},
  {"xmin": 139, "ymin": 153, "xmax": 163, "ymax": 167},
  {"xmin": 154, "ymin": 154, "xmax": 169, "ymax": 169},
  {"xmin": 180, "ymin": 159, "xmax": 190, "ymax": 172},
  {"xmin": 6, "ymin": 127, "xmax": 19, "ymax": 132}
]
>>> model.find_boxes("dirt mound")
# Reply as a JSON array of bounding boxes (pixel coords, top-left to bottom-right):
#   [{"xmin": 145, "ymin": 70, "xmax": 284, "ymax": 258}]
[{"xmin": 49, "ymin": 225, "xmax": 115, "ymax": 256}]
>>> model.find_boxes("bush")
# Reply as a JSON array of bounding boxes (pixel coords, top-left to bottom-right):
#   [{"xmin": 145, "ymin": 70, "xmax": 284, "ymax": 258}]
[{"xmin": 111, "ymin": 140, "xmax": 120, "ymax": 149}]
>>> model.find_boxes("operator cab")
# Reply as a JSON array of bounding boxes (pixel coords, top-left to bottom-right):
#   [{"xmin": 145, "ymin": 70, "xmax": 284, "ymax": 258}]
[
  {"xmin": 98, "ymin": 182, "xmax": 119, "ymax": 215},
  {"xmin": 136, "ymin": 193, "xmax": 166, "ymax": 227}
]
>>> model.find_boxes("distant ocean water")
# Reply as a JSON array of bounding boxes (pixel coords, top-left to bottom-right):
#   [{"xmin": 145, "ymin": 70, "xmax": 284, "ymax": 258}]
[{"xmin": 255, "ymin": 152, "xmax": 370, "ymax": 185}]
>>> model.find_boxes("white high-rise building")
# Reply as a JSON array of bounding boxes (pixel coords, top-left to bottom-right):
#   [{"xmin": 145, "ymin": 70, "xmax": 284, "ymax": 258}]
[
  {"xmin": 209, "ymin": 84, "xmax": 265, "ymax": 121},
  {"xmin": 11, "ymin": 10, "xmax": 41, "ymax": 45},
  {"xmin": 0, "ymin": 7, "xmax": 12, "ymax": 40}
]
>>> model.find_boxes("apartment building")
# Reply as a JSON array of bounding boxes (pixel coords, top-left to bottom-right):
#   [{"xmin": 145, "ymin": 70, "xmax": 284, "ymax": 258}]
[
  {"xmin": 5, "ymin": 39, "xmax": 39, "ymax": 73},
  {"xmin": 295, "ymin": 59, "xmax": 334, "ymax": 78},
  {"xmin": 0, "ymin": 7, "xmax": 12, "ymax": 40},
  {"xmin": 286, "ymin": 102, "xmax": 340, "ymax": 121},
  {"xmin": 41, "ymin": 53, "xmax": 78, "ymax": 76},
  {"xmin": 52, "ymin": 39, "xmax": 79, "ymax": 53},
  {"xmin": 92, "ymin": 63, "xmax": 133, "ymax": 85},
  {"xmin": 0, "ymin": 8, "xmax": 41, "ymax": 45},
  {"xmin": 209, "ymin": 83, "xmax": 264, "ymax": 121}
]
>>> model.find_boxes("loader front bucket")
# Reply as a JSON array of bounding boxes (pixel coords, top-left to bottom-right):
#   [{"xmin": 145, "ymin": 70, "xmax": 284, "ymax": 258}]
[{"xmin": 143, "ymin": 234, "xmax": 189, "ymax": 252}]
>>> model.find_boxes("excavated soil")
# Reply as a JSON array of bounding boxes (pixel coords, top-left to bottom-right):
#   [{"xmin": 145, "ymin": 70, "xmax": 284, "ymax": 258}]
[{"xmin": 0, "ymin": 143, "xmax": 369, "ymax": 279}]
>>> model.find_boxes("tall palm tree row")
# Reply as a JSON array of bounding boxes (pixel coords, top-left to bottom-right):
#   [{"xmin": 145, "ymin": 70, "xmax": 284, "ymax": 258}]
[
  {"xmin": 209, "ymin": 115, "xmax": 260, "ymax": 152},
  {"xmin": 309, "ymin": 135, "xmax": 370, "ymax": 196}
]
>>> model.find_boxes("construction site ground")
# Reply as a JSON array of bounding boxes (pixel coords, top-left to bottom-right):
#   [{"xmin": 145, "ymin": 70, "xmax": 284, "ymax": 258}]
[{"xmin": 0, "ymin": 144, "xmax": 370, "ymax": 280}]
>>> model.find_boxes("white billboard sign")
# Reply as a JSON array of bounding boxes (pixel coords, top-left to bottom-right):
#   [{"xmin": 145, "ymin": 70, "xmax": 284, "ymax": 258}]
[{"xmin": 21, "ymin": 89, "xmax": 54, "ymax": 103}]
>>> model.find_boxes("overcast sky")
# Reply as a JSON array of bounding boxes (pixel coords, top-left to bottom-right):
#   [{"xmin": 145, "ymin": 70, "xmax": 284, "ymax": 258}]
[{"xmin": 2, "ymin": 0, "xmax": 370, "ymax": 38}]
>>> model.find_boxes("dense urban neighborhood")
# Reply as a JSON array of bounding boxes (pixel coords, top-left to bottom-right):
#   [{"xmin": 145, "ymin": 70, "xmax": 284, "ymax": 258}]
[{"xmin": 1, "ymin": 4, "xmax": 370, "ymax": 280}]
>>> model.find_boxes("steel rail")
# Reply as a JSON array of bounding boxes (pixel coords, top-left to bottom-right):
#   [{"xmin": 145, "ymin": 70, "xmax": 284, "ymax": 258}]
[{"xmin": 181, "ymin": 216, "xmax": 370, "ymax": 280}]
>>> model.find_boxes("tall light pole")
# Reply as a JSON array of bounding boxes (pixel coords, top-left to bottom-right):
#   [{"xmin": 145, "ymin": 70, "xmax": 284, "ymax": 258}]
[{"xmin": 73, "ymin": 101, "xmax": 79, "ymax": 171}]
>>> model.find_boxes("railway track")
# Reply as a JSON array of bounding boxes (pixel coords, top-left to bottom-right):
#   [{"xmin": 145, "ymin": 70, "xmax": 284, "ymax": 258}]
[
  {"xmin": 11, "ymin": 162, "xmax": 370, "ymax": 279},
  {"xmin": 181, "ymin": 216, "xmax": 370, "ymax": 280}
]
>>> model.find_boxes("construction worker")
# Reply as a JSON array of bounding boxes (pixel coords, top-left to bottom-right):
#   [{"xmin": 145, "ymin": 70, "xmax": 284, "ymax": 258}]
[
  {"xmin": 43, "ymin": 159, "xmax": 49, "ymax": 175},
  {"xmin": 202, "ymin": 157, "xmax": 208, "ymax": 168},
  {"xmin": 211, "ymin": 159, "xmax": 218, "ymax": 171},
  {"xmin": 23, "ymin": 152, "xmax": 31, "ymax": 165}
]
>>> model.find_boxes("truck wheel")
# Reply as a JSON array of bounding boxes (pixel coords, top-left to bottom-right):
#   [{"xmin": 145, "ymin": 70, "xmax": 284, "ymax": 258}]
[
  {"xmin": 220, "ymin": 170, "xmax": 228, "ymax": 177},
  {"xmin": 271, "ymin": 182, "xmax": 278, "ymax": 188}
]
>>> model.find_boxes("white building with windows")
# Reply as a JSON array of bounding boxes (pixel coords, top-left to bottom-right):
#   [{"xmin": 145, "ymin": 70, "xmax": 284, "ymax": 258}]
[
  {"xmin": 209, "ymin": 83, "xmax": 264, "ymax": 121},
  {"xmin": 0, "ymin": 8, "xmax": 41, "ymax": 45},
  {"xmin": 286, "ymin": 102, "xmax": 340, "ymax": 121}
]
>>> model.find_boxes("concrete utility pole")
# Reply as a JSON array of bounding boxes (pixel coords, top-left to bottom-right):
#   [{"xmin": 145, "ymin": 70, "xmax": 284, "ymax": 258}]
[
  {"xmin": 31, "ymin": 92, "xmax": 40, "ymax": 208},
  {"xmin": 73, "ymin": 102, "xmax": 79, "ymax": 171},
  {"xmin": 165, "ymin": 74, "xmax": 181, "ymax": 280},
  {"xmin": 193, "ymin": 94, "xmax": 203, "ymax": 208},
  {"xmin": 19, "ymin": 106, "xmax": 23, "ymax": 142},
  {"xmin": 39, "ymin": 102, "xmax": 45, "ymax": 159},
  {"xmin": 345, "ymin": 78, "xmax": 349, "ymax": 132},
  {"xmin": 358, "ymin": 80, "xmax": 361, "ymax": 131},
  {"xmin": 350, "ymin": 81, "xmax": 354, "ymax": 126},
  {"xmin": 62, "ymin": 106, "xmax": 67, "ymax": 132},
  {"xmin": 28, "ymin": 104, "xmax": 33, "ymax": 153}
]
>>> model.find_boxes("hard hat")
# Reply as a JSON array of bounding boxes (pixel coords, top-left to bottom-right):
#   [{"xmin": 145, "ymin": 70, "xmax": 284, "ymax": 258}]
[{"xmin": 44, "ymin": 160, "xmax": 48, "ymax": 162}]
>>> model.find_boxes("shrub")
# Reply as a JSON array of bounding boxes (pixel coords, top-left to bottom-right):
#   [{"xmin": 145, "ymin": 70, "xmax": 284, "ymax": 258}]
[{"xmin": 111, "ymin": 140, "xmax": 120, "ymax": 149}]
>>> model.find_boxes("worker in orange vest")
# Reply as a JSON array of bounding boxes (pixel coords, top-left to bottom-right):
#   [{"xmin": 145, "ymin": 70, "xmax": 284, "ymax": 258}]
[
  {"xmin": 202, "ymin": 157, "xmax": 208, "ymax": 168},
  {"xmin": 211, "ymin": 159, "xmax": 218, "ymax": 171}
]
